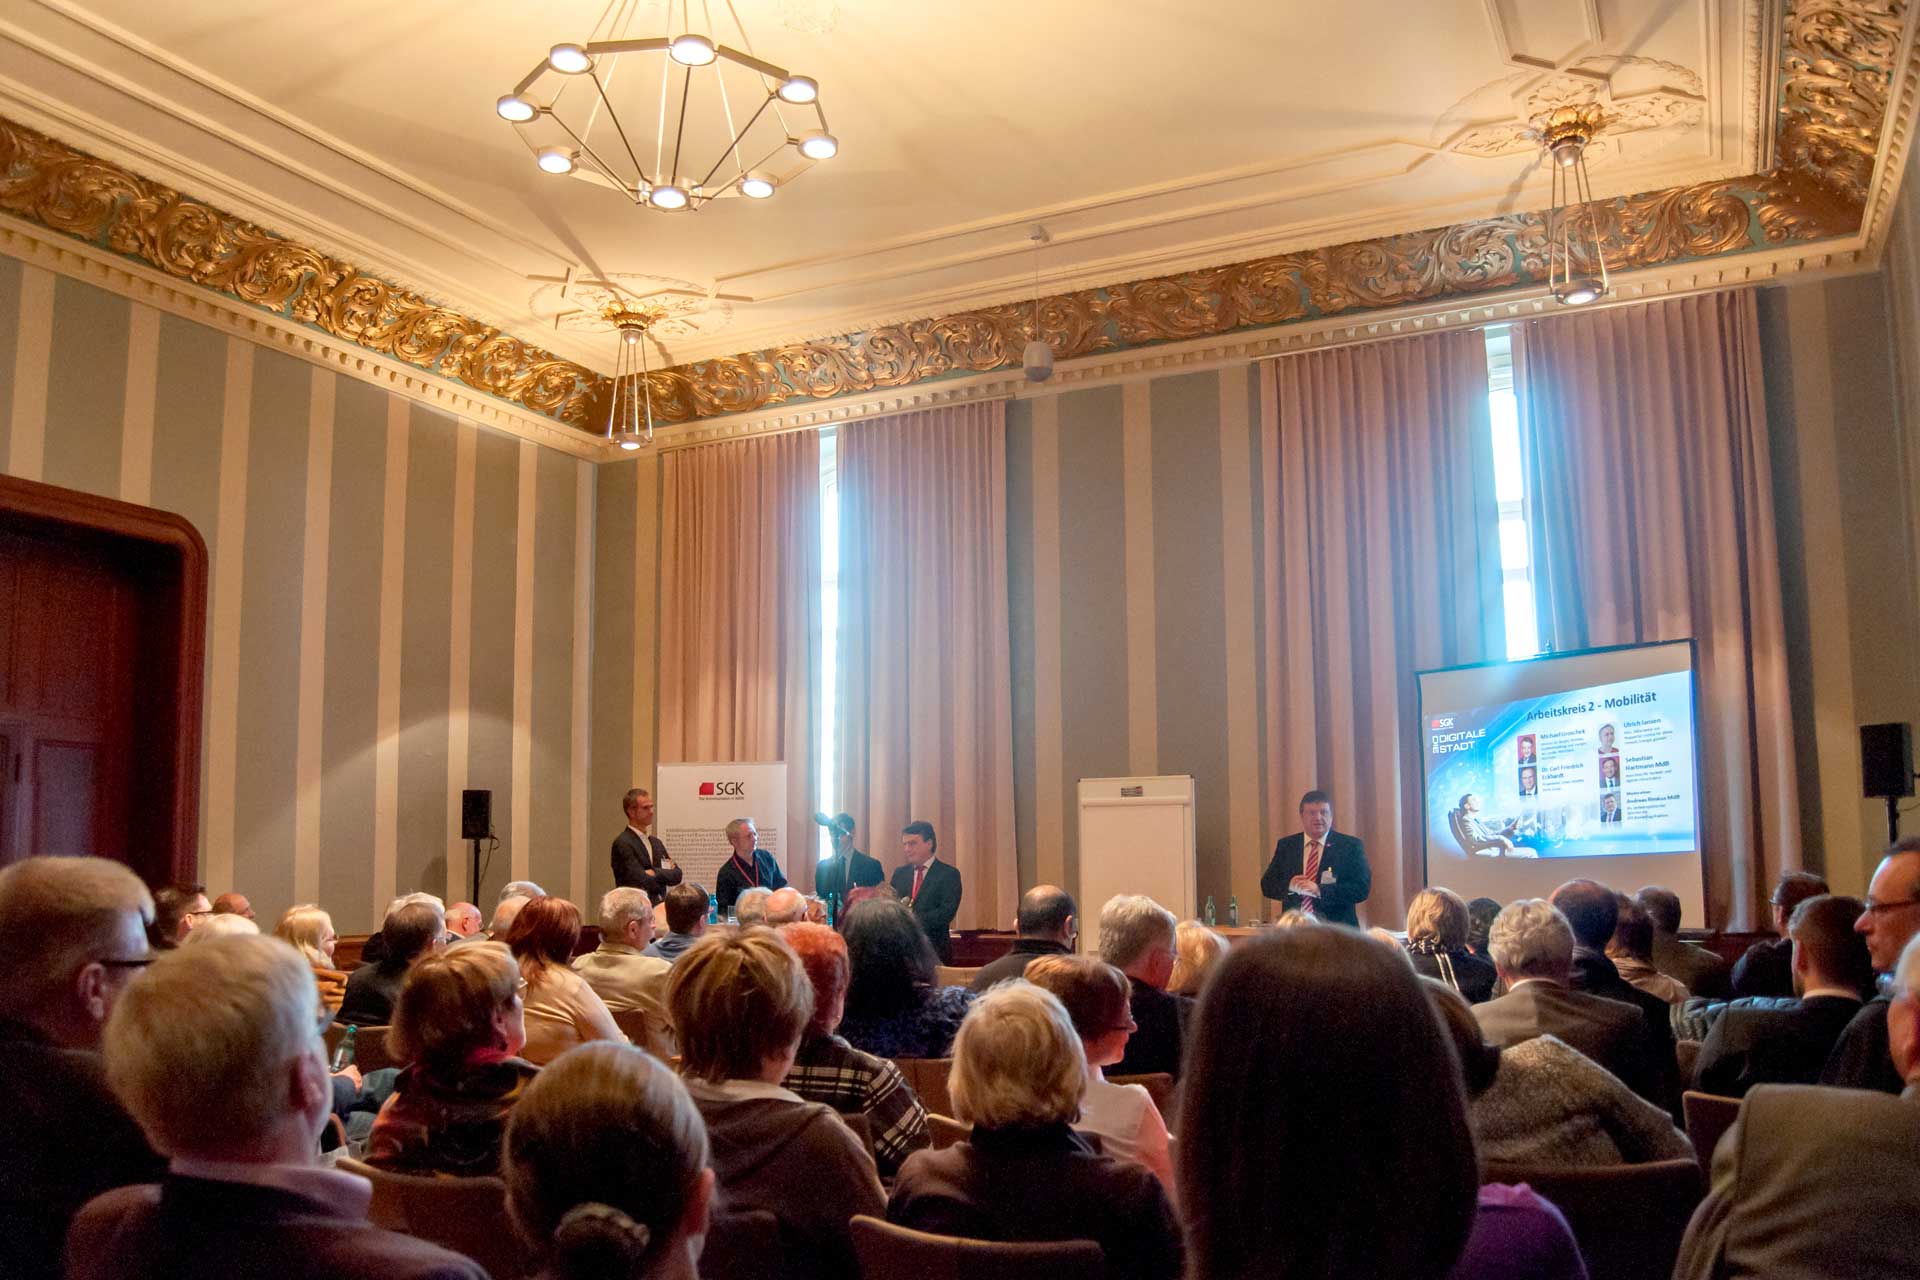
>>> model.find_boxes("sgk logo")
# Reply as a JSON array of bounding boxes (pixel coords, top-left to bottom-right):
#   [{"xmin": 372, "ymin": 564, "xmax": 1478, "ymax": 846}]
[
  {"xmin": 1430, "ymin": 717, "xmax": 1455, "ymax": 729},
  {"xmin": 698, "ymin": 781, "xmax": 747, "ymax": 798}
]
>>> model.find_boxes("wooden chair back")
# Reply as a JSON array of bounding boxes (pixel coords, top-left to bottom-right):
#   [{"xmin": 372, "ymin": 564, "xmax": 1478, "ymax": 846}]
[
  {"xmin": 1481, "ymin": 1157, "xmax": 1703, "ymax": 1280},
  {"xmin": 1682, "ymin": 1090, "xmax": 1742, "ymax": 1176},
  {"xmin": 892, "ymin": 1057, "xmax": 953, "ymax": 1118},
  {"xmin": 324, "ymin": 1022, "xmax": 401, "ymax": 1073},
  {"xmin": 610, "ymin": 1006, "xmax": 671, "ymax": 1056},
  {"xmin": 935, "ymin": 965, "xmax": 982, "ymax": 988},
  {"xmin": 849, "ymin": 1214, "xmax": 1104, "ymax": 1280},
  {"xmin": 926, "ymin": 1114, "xmax": 970, "ymax": 1149},
  {"xmin": 339, "ymin": 1157, "xmax": 532, "ymax": 1278},
  {"xmin": 1675, "ymin": 1037, "xmax": 1702, "ymax": 1085},
  {"xmin": 702, "ymin": 1208, "xmax": 784, "ymax": 1280}
]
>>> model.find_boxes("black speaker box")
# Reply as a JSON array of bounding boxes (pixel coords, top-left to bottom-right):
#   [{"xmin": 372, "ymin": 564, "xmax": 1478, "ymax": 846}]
[
  {"xmin": 461, "ymin": 789, "xmax": 493, "ymax": 840},
  {"xmin": 1861, "ymin": 723, "xmax": 1914, "ymax": 799}
]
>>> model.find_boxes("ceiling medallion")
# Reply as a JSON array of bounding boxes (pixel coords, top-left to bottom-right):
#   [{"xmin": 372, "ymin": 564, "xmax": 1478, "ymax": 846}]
[
  {"xmin": 605, "ymin": 307, "xmax": 663, "ymax": 452},
  {"xmin": 1533, "ymin": 104, "xmax": 1609, "ymax": 307},
  {"xmin": 497, "ymin": 0, "xmax": 836, "ymax": 213}
]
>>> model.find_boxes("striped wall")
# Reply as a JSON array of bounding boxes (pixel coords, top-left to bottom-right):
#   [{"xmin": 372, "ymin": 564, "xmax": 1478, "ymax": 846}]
[
  {"xmin": 1008, "ymin": 365, "xmax": 1276, "ymax": 917},
  {"xmin": 0, "ymin": 260, "xmax": 598, "ymax": 933}
]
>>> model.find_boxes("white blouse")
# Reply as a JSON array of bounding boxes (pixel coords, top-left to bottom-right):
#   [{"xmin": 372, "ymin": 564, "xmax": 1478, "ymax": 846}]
[{"xmin": 1078, "ymin": 1066, "xmax": 1176, "ymax": 1196}]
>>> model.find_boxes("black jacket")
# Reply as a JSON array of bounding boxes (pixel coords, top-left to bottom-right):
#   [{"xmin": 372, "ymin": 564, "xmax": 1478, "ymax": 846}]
[
  {"xmin": 891, "ymin": 858, "xmax": 962, "ymax": 964},
  {"xmin": 1730, "ymin": 936, "xmax": 1795, "ymax": 999},
  {"xmin": 714, "ymin": 849, "xmax": 786, "ymax": 914},
  {"xmin": 1570, "ymin": 948, "xmax": 1681, "ymax": 1115},
  {"xmin": 1260, "ymin": 831, "xmax": 1371, "ymax": 926},
  {"xmin": 610, "ymin": 828, "xmax": 682, "ymax": 903},
  {"xmin": 970, "ymin": 938, "xmax": 1073, "ymax": 991},
  {"xmin": 336, "ymin": 962, "xmax": 407, "ymax": 1027},
  {"xmin": 1694, "ymin": 994, "xmax": 1865, "ymax": 1096},
  {"xmin": 1821, "ymin": 996, "xmax": 1904, "ymax": 1095},
  {"xmin": 815, "ymin": 847, "xmax": 884, "ymax": 905},
  {"xmin": 1112, "ymin": 977, "xmax": 1193, "ymax": 1080}
]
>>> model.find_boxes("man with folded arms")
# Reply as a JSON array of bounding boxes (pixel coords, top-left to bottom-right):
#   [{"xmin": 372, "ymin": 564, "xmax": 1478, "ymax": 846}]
[
  {"xmin": 0, "ymin": 856, "xmax": 164, "ymax": 1280},
  {"xmin": 67, "ymin": 934, "xmax": 483, "ymax": 1279}
]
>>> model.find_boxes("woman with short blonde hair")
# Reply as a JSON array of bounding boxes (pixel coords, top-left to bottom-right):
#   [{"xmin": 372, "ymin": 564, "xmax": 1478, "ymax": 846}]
[
  {"xmin": 274, "ymin": 903, "xmax": 347, "ymax": 1012},
  {"xmin": 1404, "ymin": 886, "xmax": 1497, "ymax": 1003},
  {"xmin": 367, "ymin": 942, "xmax": 538, "ymax": 1175},
  {"xmin": 887, "ymin": 982, "xmax": 1183, "ymax": 1280},
  {"xmin": 1169, "ymin": 919, "xmax": 1229, "ymax": 996},
  {"xmin": 668, "ymin": 930, "xmax": 882, "ymax": 1280}
]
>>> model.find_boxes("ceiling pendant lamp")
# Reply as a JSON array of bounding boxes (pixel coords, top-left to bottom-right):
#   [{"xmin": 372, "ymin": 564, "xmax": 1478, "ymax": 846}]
[
  {"xmin": 1022, "ymin": 226, "xmax": 1054, "ymax": 384},
  {"xmin": 605, "ymin": 309, "xmax": 657, "ymax": 452},
  {"xmin": 1538, "ymin": 105, "xmax": 1610, "ymax": 307}
]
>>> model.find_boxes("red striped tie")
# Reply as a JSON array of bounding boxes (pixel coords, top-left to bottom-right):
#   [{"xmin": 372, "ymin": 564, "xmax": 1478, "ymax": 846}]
[{"xmin": 1301, "ymin": 840, "xmax": 1321, "ymax": 914}]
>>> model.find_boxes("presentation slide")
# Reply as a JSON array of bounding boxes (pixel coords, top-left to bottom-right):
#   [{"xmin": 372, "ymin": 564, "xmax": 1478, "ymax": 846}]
[{"xmin": 1417, "ymin": 641, "xmax": 1707, "ymax": 926}]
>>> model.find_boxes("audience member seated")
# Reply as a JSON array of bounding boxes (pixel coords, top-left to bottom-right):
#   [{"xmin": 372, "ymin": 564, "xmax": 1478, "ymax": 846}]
[
  {"xmin": 1605, "ymin": 893, "xmax": 1688, "ymax": 1006},
  {"xmin": 780, "ymin": 921, "xmax": 931, "ymax": 1178},
  {"xmin": 888, "ymin": 983, "xmax": 1183, "ymax": 1280},
  {"xmin": 68, "ymin": 935, "xmax": 484, "ymax": 1280},
  {"xmin": 338, "ymin": 900, "xmax": 445, "ymax": 1027},
  {"xmin": 1695, "ymin": 894, "xmax": 1869, "ymax": 1097},
  {"xmin": 1404, "ymin": 887, "xmax": 1497, "ymax": 1004},
  {"xmin": 148, "ymin": 882, "xmax": 211, "ymax": 950},
  {"xmin": 364, "ymin": 942, "xmax": 539, "ymax": 1176},
  {"xmin": 1024, "ymin": 955, "xmax": 1175, "ymax": 1192},
  {"xmin": 474, "ymin": 893, "xmax": 530, "ymax": 945},
  {"xmin": 1099, "ymin": 894, "xmax": 1192, "ymax": 1079},
  {"xmin": 276, "ymin": 904, "xmax": 349, "ymax": 1013},
  {"xmin": 970, "ymin": 884, "xmax": 1076, "ymax": 991},
  {"xmin": 1673, "ymin": 930, "xmax": 1920, "ymax": 1279},
  {"xmin": 574, "ymin": 887, "xmax": 674, "ymax": 1054},
  {"xmin": 503, "ymin": 1041, "xmax": 714, "ymax": 1280},
  {"xmin": 182, "ymin": 911, "xmax": 260, "ymax": 943},
  {"xmin": 1730, "ymin": 871, "xmax": 1828, "ymax": 998},
  {"xmin": 1636, "ymin": 885, "xmax": 1731, "ymax": 998},
  {"xmin": 667, "ymin": 929, "xmax": 883, "ymax": 1280},
  {"xmin": 360, "ymin": 892, "xmax": 447, "ymax": 966},
  {"xmin": 645, "ymin": 883, "xmax": 710, "ymax": 964},
  {"xmin": 1169, "ymin": 919, "xmax": 1230, "ymax": 997},
  {"xmin": 1466, "ymin": 896, "xmax": 1502, "ymax": 960},
  {"xmin": 837, "ymin": 899, "xmax": 975, "ymax": 1058},
  {"xmin": 508, "ymin": 895, "xmax": 622, "ymax": 1065},
  {"xmin": 0, "ymin": 857, "xmax": 164, "ymax": 1280},
  {"xmin": 444, "ymin": 902, "xmax": 482, "ymax": 940},
  {"xmin": 764, "ymin": 886, "xmax": 810, "ymax": 925},
  {"xmin": 1181, "ymin": 927, "xmax": 1583, "ymax": 1280},
  {"xmin": 501, "ymin": 879, "xmax": 545, "ymax": 901},
  {"xmin": 734, "ymin": 885, "xmax": 774, "ymax": 926},
  {"xmin": 1424, "ymin": 979, "xmax": 1689, "ymax": 1168},
  {"xmin": 1550, "ymin": 879, "xmax": 1679, "ymax": 1110},
  {"xmin": 1474, "ymin": 899, "xmax": 1667, "ymax": 1108},
  {"xmin": 1824, "ymin": 838, "xmax": 1920, "ymax": 1094},
  {"xmin": 212, "ymin": 891, "xmax": 255, "ymax": 920}
]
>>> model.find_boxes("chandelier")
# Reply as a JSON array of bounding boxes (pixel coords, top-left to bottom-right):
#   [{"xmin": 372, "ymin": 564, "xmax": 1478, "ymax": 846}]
[
  {"xmin": 1536, "ymin": 105, "xmax": 1609, "ymax": 307},
  {"xmin": 496, "ymin": 0, "xmax": 837, "ymax": 212},
  {"xmin": 605, "ymin": 309, "xmax": 659, "ymax": 452}
]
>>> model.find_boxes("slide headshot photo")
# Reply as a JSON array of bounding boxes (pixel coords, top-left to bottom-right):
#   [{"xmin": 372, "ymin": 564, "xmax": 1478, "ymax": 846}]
[
  {"xmin": 1600, "ymin": 755, "xmax": 1621, "ymax": 789},
  {"xmin": 1518, "ymin": 765, "xmax": 1539, "ymax": 796},
  {"xmin": 1600, "ymin": 793, "xmax": 1623, "ymax": 823},
  {"xmin": 1598, "ymin": 722, "xmax": 1617, "ymax": 753},
  {"xmin": 1517, "ymin": 734, "xmax": 1537, "ymax": 764}
]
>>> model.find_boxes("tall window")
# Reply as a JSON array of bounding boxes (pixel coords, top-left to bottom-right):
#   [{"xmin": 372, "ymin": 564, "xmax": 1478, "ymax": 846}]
[
  {"xmin": 1485, "ymin": 327, "xmax": 1540, "ymax": 659},
  {"xmin": 817, "ymin": 430, "xmax": 841, "ymax": 861}
]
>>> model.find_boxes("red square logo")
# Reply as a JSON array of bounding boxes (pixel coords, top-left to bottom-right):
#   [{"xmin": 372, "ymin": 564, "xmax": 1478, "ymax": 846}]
[{"xmin": 698, "ymin": 782, "xmax": 716, "ymax": 796}]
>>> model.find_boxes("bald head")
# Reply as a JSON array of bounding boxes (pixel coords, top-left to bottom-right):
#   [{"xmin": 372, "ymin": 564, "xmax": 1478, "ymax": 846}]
[
  {"xmin": 1016, "ymin": 885, "xmax": 1077, "ymax": 944},
  {"xmin": 489, "ymin": 895, "xmax": 530, "ymax": 938},
  {"xmin": 764, "ymin": 887, "xmax": 808, "ymax": 925}
]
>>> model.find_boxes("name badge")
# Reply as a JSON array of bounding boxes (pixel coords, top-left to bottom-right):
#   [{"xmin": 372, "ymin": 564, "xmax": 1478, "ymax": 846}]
[{"xmin": 1320, "ymin": 868, "xmax": 1336, "ymax": 884}]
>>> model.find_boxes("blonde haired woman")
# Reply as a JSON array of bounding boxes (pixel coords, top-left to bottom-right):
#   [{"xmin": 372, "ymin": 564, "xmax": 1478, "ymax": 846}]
[
  {"xmin": 1169, "ymin": 919, "xmax": 1229, "ymax": 996},
  {"xmin": 887, "ymin": 983, "xmax": 1183, "ymax": 1280},
  {"xmin": 505, "ymin": 1042, "xmax": 714, "ymax": 1280},
  {"xmin": 275, "ymin": 903, "xmax": 347, "ymax": 1012}
]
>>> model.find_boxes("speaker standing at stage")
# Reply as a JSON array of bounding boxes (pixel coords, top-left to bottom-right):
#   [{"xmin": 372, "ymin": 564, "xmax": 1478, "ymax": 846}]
[
  {"xmin": 814, "ymin": 812, "xmax": 884, "ymax": 906},
  {"xmin": 891, "ymin": 820, "xmax": 962, "ymax": 963},
  {"xmin": 610, "ymin": 787, "xmax": 682, "ymax": 904},
  {"xmin": 1260, "ymin": 789, "xmax": 1371, "ymax": 926}
]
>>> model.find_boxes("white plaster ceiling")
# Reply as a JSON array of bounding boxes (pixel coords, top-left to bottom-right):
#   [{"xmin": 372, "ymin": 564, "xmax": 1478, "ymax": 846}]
[{"xmin": 0, "ymin": 0, "xmax": 1766, "ymax": 371}]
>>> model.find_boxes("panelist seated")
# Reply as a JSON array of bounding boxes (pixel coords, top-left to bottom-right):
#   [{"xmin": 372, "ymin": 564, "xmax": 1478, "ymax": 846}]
[
  {"xmin": 1260, "ymin": 789, "xmax": 1371, "ymax": 926},
  {"xmin": 713, "ymin": 817, "xmax": 787, "ymax": 916}
]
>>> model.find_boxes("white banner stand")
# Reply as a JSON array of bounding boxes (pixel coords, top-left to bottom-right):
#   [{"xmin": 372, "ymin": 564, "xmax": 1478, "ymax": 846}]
[
  {"xmin": 1076, "ymin": 775, "xmax": 1197, "ymax": 936},
  {"xmin": 654, "ymin": 762, "xmax": 789, "ymax": 893}
]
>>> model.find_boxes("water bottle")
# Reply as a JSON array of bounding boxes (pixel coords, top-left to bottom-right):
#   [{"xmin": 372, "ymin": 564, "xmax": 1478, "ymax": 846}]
[
  {"xmin": 1203, "ymin": 895, "xmax": 1216, "ymax": 926},
  {"xmin": 826, "ymin": 892, "xmax": 839, "ymax": 928},
  {"xmin": 707, "ymin": 893, "xmax": 719, "ymax": 925},
  {"xmin": 1227, "ymin": 895, "xmax": 1240, "ymax": 927},
  {"xmin": 331, "ymin": 1025, "xmax": 357, "ymax": 1072}
]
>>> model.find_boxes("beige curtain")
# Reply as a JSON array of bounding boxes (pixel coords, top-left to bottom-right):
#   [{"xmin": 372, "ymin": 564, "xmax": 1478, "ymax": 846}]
[
  {"xmin": 1261, "ymin": 330, "xmax": 1505, "ymax": 925},
  {"xmin": 1519, "ymin": 290, "xmax": 1798, "ymax": 928},
  {"xmin": 835, "ymin": 402, "xmax": 1017, "ymax": 931},
  {"xmin": 657, "ymin": 432, "xmax": 821, "ymax": 892}
]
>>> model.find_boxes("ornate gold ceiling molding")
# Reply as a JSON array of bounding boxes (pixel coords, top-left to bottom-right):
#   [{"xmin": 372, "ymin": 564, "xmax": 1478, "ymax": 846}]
[{"xmin": 0, "ymin": 117, "xmax": 602, "ymax": 431}]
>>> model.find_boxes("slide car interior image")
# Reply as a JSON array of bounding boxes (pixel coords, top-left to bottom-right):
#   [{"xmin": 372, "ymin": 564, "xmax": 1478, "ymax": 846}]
[{"xmin": 1417, "ymin": 640, "xmax": 1707, "ymax": 925}]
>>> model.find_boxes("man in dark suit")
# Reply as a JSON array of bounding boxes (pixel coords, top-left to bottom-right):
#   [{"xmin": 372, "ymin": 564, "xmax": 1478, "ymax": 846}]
[
  {"xmin": 0, "ymin": 857, "xmax": 166, "ymax": 1280},
  {"xmin": 815, "ymin": 812, "xmax": 884, "ymax": 909},
  {"xmin": 891, "ymin": 820, "xmax": 962, "ymax": 964},
  {"xmin": 1673, "ymin": 931, "xmax": 1920, "ymax": 1280},
  {"xmin": 337, "ymin": 901, "xmax": 444, "ymax": 1027},
  {"xmin": 1099, "ymin": 893, "xmax": 1192, "ymax": 1079},
  {"xmin": 1730, "ymin": 871, "xmax": 1830, "ymax": 998},
  {"xmin": 68, "ymin": 934, "xmax": 484, "ymax": 1280},
  {"xmin": 1695, "ymin": 894, "xmax": 1869, "ymax": 1097},
  {"xmin": 1823, "ymin": 839, "xmax": 1920, "ymax": 1093},
  {"xmin": 1636, "ymin": 884, "xmax": 1733, "ymax": 999},
  {"xmin": 1474, "ymin": 898, "xmax": 1666, "ymax": 1107},
  {"xmin": 611, "ymin": 787, "xmax": 683, "ymax": 905},
  {"xmin": 1260, "ymin": 789, "xmax": 1370, "ymax": 927},
  {"xmin": 972, "ymin": 885, "xmax": 1076, "ymax": 991},
  {"xmin": 1552, "ymin": 878, "xmax": 1680, "ymax": 1112}
]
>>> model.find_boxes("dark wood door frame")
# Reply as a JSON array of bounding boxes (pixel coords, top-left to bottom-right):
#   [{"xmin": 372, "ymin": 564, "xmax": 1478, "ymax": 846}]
[{"xmin": 0, "ymin": 474, "xmax": 207, "ymax": 885}]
